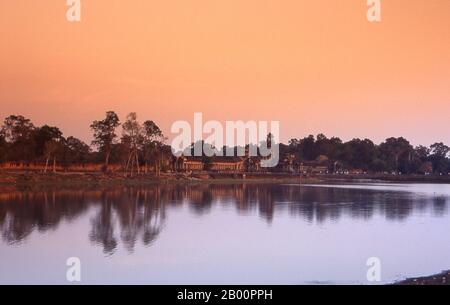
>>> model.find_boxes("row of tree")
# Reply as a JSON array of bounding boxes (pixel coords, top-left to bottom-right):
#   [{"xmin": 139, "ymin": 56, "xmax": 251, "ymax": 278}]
[
  {"xmin": 0, "ymin": 112, "xmax": 167, "ymax": 174},
  {"xmin": 0, "ymin": 112, "xmax": 449, "ymax": 175},
  {"xmin": 284, "ymin": 134, "xmax": 450, "ymax": 174},
  {"xmin": 90, "ymin": 111, "xmax": 167, "ymax": 174}
]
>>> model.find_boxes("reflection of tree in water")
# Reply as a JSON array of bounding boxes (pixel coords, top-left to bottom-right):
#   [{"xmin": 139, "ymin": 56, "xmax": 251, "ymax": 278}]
[
  {"xmin": 89, "ymin": 200, "xmax": 117, "ymax": 255},
  {"xmin": 89, "ymin": 187, "xmax": 167, "ymax": 254},
  {"xmin": 432, "ymin": 196, "xmax": 448, "ymax": 216},
  {"xmin": 0, "ymin": 190, "xmax": 90, "ymax": 244},
  {"xmin": 0, "ymin": 184, "xmax": 449, "ymax": 254}
]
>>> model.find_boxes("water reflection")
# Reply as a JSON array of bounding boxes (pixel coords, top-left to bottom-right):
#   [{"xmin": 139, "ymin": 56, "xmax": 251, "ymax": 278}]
[{"xmin": 0, "ymin": 183, "xmax": 448, "ymax": 255}]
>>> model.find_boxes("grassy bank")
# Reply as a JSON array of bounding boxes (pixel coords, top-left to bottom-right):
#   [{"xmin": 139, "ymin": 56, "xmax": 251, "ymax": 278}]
[
  {"xmin": 0, "ymin": 170, "xmax": 323, "ymax": 188},
  {"xmin": 1, "ymin": 170, "xmax": 449, "ymax": 188}
]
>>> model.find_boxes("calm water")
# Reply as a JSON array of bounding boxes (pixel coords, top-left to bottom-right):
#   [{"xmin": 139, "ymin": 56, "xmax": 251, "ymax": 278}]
[{"xmin": 0, "ymin": 182, "xmax": 449, "ymax": 285}]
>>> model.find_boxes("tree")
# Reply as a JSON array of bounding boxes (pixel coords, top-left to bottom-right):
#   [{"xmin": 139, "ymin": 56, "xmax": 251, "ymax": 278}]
[
  {"xmin": 339, "ymin": 138, "xmax": 376, "ymax": 171},
  {"xmin": 1, "ymin": 115, "xmax": 35, "ymax": 161},
  {"xmin": 430, "ymin": 142, "xmax": 450, "ymax": 158},
  {"xmin": 407, "ymin": 146, "xmax": 431, "ymax": 173},
  {"xmin": 415, "ymin": 145, "xmax": 430, "ymax": 161},
  {"xmin": 313, "ymin": 134, "xmax": 343, "ymax": 160},
  {"xmin": 121, "ymin": 113, "xmax": 143, "ymax": 175},
  {"xmin": 429, "ymin": 142, "xmax": 450, "ymax": 174},
  {"xmin": 142, "ymin": 120, "xmax": 165, "ymax": 175},
  {"xmin": 90, "ymin": 111, "xmax": 120, "ymax": 171},
  {"xmin": 44, "ymin": 140, "xmax": 63, "ymax": 173},
  {"xmin": 298, "ymin": 135, "xmax": 316, "ymax": 161},
  {"xmin": 33, "ymin": 125, "xmax": 63, "ymax": 159},
  {"xmin": 65, "ymin": 136, "xmax": 91, "ymax": 165},
  {"xmin": 379, "ymin": 137, "xmax": 414, "ymax": 173},
  {"xmin": 0, "ymin": 133, "xmax": 7, "ymax": 162},
  {"xmin": 1, "ymin": 115, "xmax": 34, "ymax": 143},
  {"xmin": 33, "ymin": 125, "xmax": 64, "ymax": 173}
]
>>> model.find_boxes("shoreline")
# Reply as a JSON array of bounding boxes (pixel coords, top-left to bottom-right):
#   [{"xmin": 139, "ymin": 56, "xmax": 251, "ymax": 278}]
[
  {"xmin": 0, "ymin": 170, "xmax": 321, "ymax": 189},
  {"xmin": 1, "ymin": 170, "xmax": 450, "ymax": 188},
  {"xmin": 393, "ymin": 270, "xmax": 450, "ymax": 285}
]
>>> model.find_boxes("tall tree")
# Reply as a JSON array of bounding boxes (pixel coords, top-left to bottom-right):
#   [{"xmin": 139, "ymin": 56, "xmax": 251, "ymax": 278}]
[
  {"xmin": 414, "ymin": 145, "xmax": 431, "ymax": 161},
  {"xmin": 1, "ymin": 115, "xmax": 34, "ymax": 143},
  {"xmin": 121, "ymin": 113, "xmax": 143, "ymax": 175},
  {"xmin": 407, "ymin": 145, "xmax": 431, "ymax": 173},
  {"xmin": 0, "ymin": 133, "xmax": 7, "ymax": 162},
  {"xmin": 314, "ymin": 134, "xmax": 342, "ymax": 160},
  {"xmin": 33, "ymin": 125, "xmax": 63, "ymax": 159},
  {"xmin": 33, "ymin": 125, "xmax": 64, "ymax": 173},
  {"xmin": 430, "ymin": 142, "xmax": 450, "ymax": 158},
  {"xmin": 65, "ymin": 136, "xmax": 91, "ymax": 165},
  {"xmin": 142, "ymin": 120, "xmax": 165, "ymax": 175},
  {"xmin": 429, "ymin": 142, "xmax": 450, "ymax": 174},
  {"xmin": 299, "ymin": 135, "xmax": 316, "ymax": 161},
  {"xmin": 1, "ymin": 115, "xmax": 35, "ymax": 161},
  {"xmin": 43, "ymin": 140, "xmax": 64, "ymax": 173},
  {"xmin": 90, "ymin": 111, "xmax": 120, "ymax": 171},
  {"xmin": 379, "ymin": 137, "xmax": 414, "ymax": 173},
  {"xmin": 340, "ymin": 138, "xmax": 376, "ymax": 170}
]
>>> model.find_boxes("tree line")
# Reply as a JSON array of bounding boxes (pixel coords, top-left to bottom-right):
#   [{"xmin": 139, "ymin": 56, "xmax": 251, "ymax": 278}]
[
  {"xmin": 0, "ymin": 112, "xmax": 168, "ymax": 174},
  {"xmin": 0, "ymin": 112, "xmax": 449, "ymax": 175},
  {"xmin": 284, "ymin": 134, "xmax": 450, "ymax": 174}
]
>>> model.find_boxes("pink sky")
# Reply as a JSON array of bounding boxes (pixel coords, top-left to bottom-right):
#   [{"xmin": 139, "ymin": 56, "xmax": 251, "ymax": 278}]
[{"xmin": 0, "ymin": 0, "xmax": 449, "ymax": 146}]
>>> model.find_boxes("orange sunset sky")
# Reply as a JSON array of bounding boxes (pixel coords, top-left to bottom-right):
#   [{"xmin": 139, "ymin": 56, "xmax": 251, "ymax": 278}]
[{"xmin": 0, "ymin": 0, "xmax": 449, "ymax": 146}]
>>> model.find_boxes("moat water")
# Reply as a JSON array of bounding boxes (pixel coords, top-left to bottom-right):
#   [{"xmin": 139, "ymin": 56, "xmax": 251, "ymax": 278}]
[{"xmin": 1, "ymin": 182, "xmax": 449, "ymax": 284}]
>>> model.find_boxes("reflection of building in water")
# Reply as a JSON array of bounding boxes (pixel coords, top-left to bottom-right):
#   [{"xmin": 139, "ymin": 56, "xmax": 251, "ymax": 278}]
[{"xmin": 0, "ymin": 184, "xmax": 449, "ymax": 254}]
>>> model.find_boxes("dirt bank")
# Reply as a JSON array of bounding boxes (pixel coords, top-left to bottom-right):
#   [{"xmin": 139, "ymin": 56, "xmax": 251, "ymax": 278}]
[
  {"xmin": 0, "ymin": 170, "xmax": 321, "ymax": 188},
  {"xmin": 1, "ymin": 170, "xmax": 449, "ymax": 189}
]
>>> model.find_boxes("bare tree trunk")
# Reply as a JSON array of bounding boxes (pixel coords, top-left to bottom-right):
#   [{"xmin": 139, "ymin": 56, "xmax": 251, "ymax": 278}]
[
  {"xmin": 125, "ymin": 152, "xmax": 132, "ymax": 174},
  {"xmin": 105, "ymin": 149, "xmax": 111, "ymax": 172},
  {"xmin": 135, "ymin": 150, "xmax": 140, "ymax": 175},
  {"xmin": 129, "ymin": 152, "xmax": 134, "ymax": 177},
  {"xmin": 53, "ymin": 156, "xmax": 56, "ymax": 173},
  {"xmin": 44, "ymin": 155, "xmax": 50, "ymax": 173}
]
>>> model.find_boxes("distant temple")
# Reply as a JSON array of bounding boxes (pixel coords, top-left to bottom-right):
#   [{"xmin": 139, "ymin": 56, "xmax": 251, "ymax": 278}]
[
  {"xmin": 175, "ymin": 156, "xmax": 248, "ymax": 173},
  {"xmin": 173, "ymin": 153, "xmax": 331, "ymax": 174},
  {"xmin": 0, "ymin": 153, "xmax": 334, "ymax": 175}
]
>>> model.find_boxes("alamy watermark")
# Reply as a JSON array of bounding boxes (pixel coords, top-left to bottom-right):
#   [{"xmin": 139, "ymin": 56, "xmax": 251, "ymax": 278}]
[
  {"xmin": 170, "ymin": 113, "xmax": 280, "ymax": 168},
  {"xmin": 66, "ymin": 0, "xmax": 81, "ymax": 22},
  {"xmin": 367, "ymin": 0, "xmax": 382, "ymax": 22},
  {"xmin": 66, "ymin": 1, "xmax": 380, "ymax": 24},
  {"xmin": 66, "ymin": 257, "xmax": 82, "ymax": 282},
  {"xmin": 366, "ymin": 257, "xmax": 382, "ymax": 282}
]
